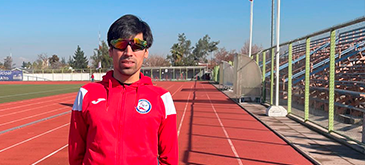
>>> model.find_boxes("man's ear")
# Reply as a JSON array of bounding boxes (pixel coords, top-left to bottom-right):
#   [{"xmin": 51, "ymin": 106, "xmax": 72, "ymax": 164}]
[{"xmin": 144, "ymin": 49, "xmax": 149, "ymax": 59}]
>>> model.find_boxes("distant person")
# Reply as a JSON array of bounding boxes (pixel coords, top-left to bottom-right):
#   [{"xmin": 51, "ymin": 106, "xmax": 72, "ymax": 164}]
[
  {"xmin": 69, "ymin": 14, "xmax": 178, "ymax": 165},
  {"xmin": 91, "ymin": 73, "xmax": 94, "ymax": 82}
]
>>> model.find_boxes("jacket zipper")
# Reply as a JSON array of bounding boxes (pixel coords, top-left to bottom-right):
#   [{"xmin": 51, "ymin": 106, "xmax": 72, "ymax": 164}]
[
  {"xmin": 116, "ymin": 86, "xmax": 126, "ymax": 164},
  {"xmin": 119, "ymin": 86, "xmax": 127, "ymax": 164}
]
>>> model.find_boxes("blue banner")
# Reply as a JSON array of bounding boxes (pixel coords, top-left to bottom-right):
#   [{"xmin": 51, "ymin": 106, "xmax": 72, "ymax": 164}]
[{"xmin": 0, "ymin": 70, "xmax": 23, "ymax": 81}]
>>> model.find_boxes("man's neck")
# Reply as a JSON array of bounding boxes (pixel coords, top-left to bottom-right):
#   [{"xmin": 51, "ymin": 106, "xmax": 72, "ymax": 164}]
[{"xmin": 113, "ymin": 70, "xmax": 140, "ymax": 84}]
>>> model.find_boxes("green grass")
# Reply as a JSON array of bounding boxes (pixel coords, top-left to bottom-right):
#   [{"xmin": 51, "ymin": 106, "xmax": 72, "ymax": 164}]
[{"xmin": 0, "ymin": 84, "xmax": 82, "ymax": 104}]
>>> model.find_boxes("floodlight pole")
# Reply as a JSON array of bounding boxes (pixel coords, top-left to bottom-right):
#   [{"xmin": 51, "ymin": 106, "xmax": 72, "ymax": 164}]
[
  {"xmin": 248, "ymin": 0, "xmax": 253, "ymax": 57},
  {"xmin": 275, "ymin": 0, "xmax": 281, "ymax": 106},
  {"xmin": 271, "ymin": 0, "xmax": 274, "ymax": 47}
]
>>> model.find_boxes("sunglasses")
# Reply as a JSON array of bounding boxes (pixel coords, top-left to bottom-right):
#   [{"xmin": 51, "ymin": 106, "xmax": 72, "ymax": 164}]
[{"xmin": 110, "ymin": 38, "xmax": 148, "ymax": 52}]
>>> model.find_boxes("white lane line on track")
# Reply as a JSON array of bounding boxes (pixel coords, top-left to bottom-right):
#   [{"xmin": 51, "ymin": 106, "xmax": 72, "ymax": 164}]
[
  {"xmin": 0, "ymin": 107, "xmax": 68, "ymax": 126},
  {"xmin": 171, "ymin": 84, "xmax": 184, "ymax": 96},
  {"xmin": 0, "ymin": 123, "xmax": 69, "ymax": 153},
  {"xmin": 177, "ymin": 84, "xmax": 193, "ymax": 137},
  {"xmin": 0, "ymin": 98, "xmax": 73, "ymax": 117},
  {"xmin": 31, "ymin": 144, "xmax": 68, "ymax": 165},
  {"xmin": 0, "ymin": 94, "xmax": 74, "ymax": 112},
  {"xmin": 0, "ymin": 87, "xmax": 79, "ymax": 99},
  {"xmin": 165, "ymin": 84, "xmax": 175, "ymax": 90},
  {"xmin": 203, "ymin": 84, "xmax": 243, "ymax": 165}
]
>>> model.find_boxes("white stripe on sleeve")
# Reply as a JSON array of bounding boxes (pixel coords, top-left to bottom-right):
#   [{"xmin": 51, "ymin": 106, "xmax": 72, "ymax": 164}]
[
  {"xmin": 161, "ymin": 92, "xmax": 176, "ymax": 119},
  {"xmin": 72, "ymin": 87, "xmax": 88, "ymax": 111}
]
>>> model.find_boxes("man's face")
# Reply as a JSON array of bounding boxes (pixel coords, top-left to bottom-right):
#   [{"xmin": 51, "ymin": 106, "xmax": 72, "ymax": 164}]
[{"xmin": 109, "ymin": 33, "xmax": 148, "ymax": 77}]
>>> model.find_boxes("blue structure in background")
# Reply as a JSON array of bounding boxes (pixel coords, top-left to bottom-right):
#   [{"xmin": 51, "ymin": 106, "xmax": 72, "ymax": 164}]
[{"xmin": 0, "ymin": 70, "xmax": 23, "ymax": 81}]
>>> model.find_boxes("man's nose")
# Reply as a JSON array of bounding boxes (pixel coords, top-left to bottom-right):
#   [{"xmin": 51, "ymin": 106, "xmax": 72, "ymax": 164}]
[{"xmin": 123, "ymin": 45, "xmax": 134, "ymax": 56}]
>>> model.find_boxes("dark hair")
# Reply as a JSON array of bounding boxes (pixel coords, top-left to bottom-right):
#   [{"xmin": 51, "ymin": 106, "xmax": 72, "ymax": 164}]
[{"xmin": 107, "ymin": 14, "xmax": 153, "ymax": 49}]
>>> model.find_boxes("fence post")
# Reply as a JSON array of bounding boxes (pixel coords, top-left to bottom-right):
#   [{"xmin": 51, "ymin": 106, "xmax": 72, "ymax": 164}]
[
  {"xmin": 179, "ymin": 67, "xmax": 184, "ymax": 79},
  {"xmin": 159, "ymin": 68, "xmax": 161, "ymax": 80},
  {"xmin": 288, "ymin": 43, "xmax": 293, "ymax": 114},
  {"xmin": 173, "ymin": 68, "xmax": 175, "ymax": 80},
  {"xmin": 262, "ymin": 52, "xmax": 266, "ymax": 103},
  {"xmin": 329, "ymin": 29, "xmax": 336, "ymax": 132},
  {"xmin": 186, "ymin": 67, "xmax": 188, "ymax": 80},
  {"xmin": 304, "ymin": 37, "xmax": 310, "ymax": 121},
  {"xmin": 193, "ymin": 68, "xmax": 195, "ymax": 79},
  {"xmin": 271, "ymin": 48, "xmax": 275, "ymax": 105},
  {"xmin": 256, "ymin": 53, "xmax": 259, "ymax": 65}
]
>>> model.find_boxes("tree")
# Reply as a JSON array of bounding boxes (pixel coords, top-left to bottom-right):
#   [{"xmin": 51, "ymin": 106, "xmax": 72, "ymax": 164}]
[
  {"xmin": 0, "ymin": 61, "xmax": 4, "ymax": 70},
  {"xmin": 32, "ymin": 53, "xmax": 49, "ymax": 69},
  {"xmin": 27, "ymin": 62, "xmax": 32, "ymax": 69},
  {"xmin": 143, "ymin": 55, "xmax": 170, "ymax": 67},
  {"xmin": 68, "ymin": 56, "xmax": 74, "ymax": 68},
  {"xmin": 4, "ymin": 56, "xmax": 13, "ymax": 70},
  {"xmin": 91, "ymin": 41, "xmax": 112, "ymax": 69},
  {"xmin": 71, "ymin": 45, "xmax": 88, "ymax": 69},
  {"xmin": 167, "ymin": 33, "xmax": 193, "ymax": 66},
  {"xmin": 192, "ymin": 35, "xmax": 219, "ymax": 63},
  {"xmin": 240, "ymin": 39, "xmax": 263, "ymax": 55},
  {"xmin": 21, "ymin": 61, "xmax": 31, "ymax": 69},
  {"xmin": 214, "ymin": 47, "xmax": 236, "ymax": 64},
  {"xmin": 49, "ymin": 54, "xmax": 62, "ymax": 69},
  {"xmin": 61, "ymin": 57, "xmax": 67, "ymax": 65},
  {"xmin": 32, "ymin": 61, "xmax": 40, "ymax": 69}
]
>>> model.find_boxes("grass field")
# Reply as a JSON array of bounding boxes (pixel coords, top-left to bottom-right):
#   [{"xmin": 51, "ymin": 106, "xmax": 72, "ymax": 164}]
[{"xmin": 0, "ymin": 84, "xmax": 83, "ymax": 104}]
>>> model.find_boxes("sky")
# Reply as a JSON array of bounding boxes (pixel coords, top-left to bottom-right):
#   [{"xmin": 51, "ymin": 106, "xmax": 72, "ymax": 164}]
[{"xmin": 0, "ymin": 0, "xmax": 364, "ymax": 67}]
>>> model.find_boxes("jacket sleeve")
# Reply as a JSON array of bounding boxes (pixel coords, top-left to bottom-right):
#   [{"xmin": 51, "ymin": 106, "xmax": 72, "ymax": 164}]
[
  {"xmin": 69, "ymin": 88, "xmax": 89, "ymax": 165},
  {"xmin": 158, "ymin": 92, "xmax": 178, "ymax": 165}
]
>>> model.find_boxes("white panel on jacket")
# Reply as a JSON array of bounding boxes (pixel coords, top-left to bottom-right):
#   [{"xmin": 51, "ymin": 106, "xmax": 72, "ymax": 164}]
[
  {"xmin": 161, "ymin": 92, "xmax": 176, "ymax": 119},
  {"xmin": 72, "ymin": 87, "xmax": 88, "ymax": 111}
]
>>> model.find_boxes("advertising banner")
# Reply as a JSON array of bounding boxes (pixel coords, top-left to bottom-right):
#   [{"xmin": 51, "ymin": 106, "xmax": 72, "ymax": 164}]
[{"xmin": 0, "ymin": 70, "xmax": 23, "ymax": 81}]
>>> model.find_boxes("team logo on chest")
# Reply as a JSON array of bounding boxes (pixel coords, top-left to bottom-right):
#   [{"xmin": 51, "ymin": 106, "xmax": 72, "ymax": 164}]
[{"xmin": 135, "ymin": 99, "xmax": 152, "ymax": 114}]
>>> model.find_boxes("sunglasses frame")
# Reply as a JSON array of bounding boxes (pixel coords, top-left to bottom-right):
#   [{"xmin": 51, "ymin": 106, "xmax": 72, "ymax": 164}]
[{"xmin": 110, "ymin": 38, "xmax": 148, "ymax": 52}]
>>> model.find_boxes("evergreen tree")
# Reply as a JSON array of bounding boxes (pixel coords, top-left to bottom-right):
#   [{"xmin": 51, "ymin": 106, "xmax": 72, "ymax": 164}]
[
  {"xmin": 68, "ymin": 56, "xmax": 74, "ymax": 68},
  {"xmin": 61, "ymin": 57, "xmax": 66, "ymax": 65},
  {"xmin": 91, "ymin": 41, "xmax": 112, "ymax": 69},
  {"xmin": 72, "ymin": 45, "xmax": 88, "ymax": 69},
  {"xmin": 167, "ymin": 33, "xmax": 193, "ymax": 66},
  {"xmin": 22, "ymin": 61, "xmax": 27, "ymax": 68},
  {"xmin": 4, "ymin": 56, "xmax": 13, "ymax": 70},
  {"xmin": 192, "ymin": 35, "xmax": 219, "ymax": 63},
  {"xmin": 0, "ymin": 62, "xmax": 4, "ymax": 70}
]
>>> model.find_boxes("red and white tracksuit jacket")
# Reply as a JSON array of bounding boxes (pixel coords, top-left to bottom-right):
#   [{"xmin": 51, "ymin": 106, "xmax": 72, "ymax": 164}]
[{"xmin": 69, "ymin": 71, "xmax": 178, "ymax": 165}]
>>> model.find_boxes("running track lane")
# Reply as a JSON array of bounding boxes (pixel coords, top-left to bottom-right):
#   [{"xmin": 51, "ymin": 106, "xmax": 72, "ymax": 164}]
[
  {"xmin": 0, "ymin": 81, "xmax": 313, "ymax": 164},
  {"xmin": 177, "ymin": 82, "xmax": 312, "ymax": 165},
  {"xmin": 0, "ymin": 82, "xmax": 185, "ymax": 164},
  {"xmin": 0, "ymin": 93, "xmax": 77, "ymax": 164}
]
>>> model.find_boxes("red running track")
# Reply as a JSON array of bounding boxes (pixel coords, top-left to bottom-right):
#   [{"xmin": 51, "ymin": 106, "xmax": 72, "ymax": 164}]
[{"xmin": 0, "ymin": 81, "xmax": 313, "ymax": 165}]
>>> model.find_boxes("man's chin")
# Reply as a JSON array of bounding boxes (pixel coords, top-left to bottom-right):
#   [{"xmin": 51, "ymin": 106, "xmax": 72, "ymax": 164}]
[{"xmin": 119, "ymin": 68, "xmax": 138, "ymax": 76}]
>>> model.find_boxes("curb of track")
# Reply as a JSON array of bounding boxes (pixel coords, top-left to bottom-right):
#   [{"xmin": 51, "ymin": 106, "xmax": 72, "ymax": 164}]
[
  {"xmin": 286, "ymin": 113, "xmax": 365, "ymax": 154},
  {"xmin": 0, "ymin": 111, "xmax": 70, "ymax": 135}
]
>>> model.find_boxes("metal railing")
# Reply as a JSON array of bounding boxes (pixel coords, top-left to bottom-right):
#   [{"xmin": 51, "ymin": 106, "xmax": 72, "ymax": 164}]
[{"xmin": 253, "ymin": 17, "xmax": 365, "ymax": 148}]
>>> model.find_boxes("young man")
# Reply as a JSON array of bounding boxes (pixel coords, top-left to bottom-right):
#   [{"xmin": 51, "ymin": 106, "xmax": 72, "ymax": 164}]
[{"xmin": 69, "ymin": 14, "xmax": 178, "ymax": 165}]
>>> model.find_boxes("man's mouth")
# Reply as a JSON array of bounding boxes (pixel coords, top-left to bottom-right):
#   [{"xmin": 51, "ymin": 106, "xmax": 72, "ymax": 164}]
[{"xmin": 121, "ymin": 60, "xmax": 135, "ymax": 67}]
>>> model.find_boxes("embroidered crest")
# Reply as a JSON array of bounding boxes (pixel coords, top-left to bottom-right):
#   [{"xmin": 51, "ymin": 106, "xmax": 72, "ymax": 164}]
[{"xmin": 135, "ymin": 99, "xmax": 152, "ymax": 114}]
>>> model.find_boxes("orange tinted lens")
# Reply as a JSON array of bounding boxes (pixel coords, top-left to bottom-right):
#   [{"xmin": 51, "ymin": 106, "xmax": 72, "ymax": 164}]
[{"xmin": 114, "ymin": 40, "xmax": 128, "ymax": 50}]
